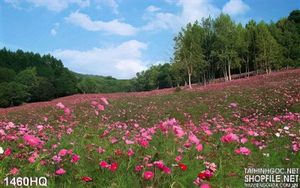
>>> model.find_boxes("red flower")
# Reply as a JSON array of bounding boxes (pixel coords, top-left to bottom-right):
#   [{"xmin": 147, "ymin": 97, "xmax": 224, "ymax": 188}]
[
  {"xmin": 82, "ymin": 176, "xmax": 93, "ymax": 182},
  {"xmin": 179, "ymin": 163, "xmax": 187, "ymax": 171},
  {"xmin": 109, "ymin": 162, "xmax": 118, "ymax": 172},
  {"xmin": 99, "ymin": 161, "xmax": 109, "ymax": 168},
  {"xmin": 4, "ymin": 148, "xmax": 12, "ymax": 156}
]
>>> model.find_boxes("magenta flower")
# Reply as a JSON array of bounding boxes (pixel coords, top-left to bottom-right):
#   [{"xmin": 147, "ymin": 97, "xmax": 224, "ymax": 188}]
[
  {"xmin": 55, "ymin": 168, "xmax": 66, "ymax": 175},
  {"xmin": 143, "ymin": 171, "xmax": 154, "ymax": 180},
  {"xmin": 99, "ymin": 161, "xmax": 110, "ymax": 168},
  {"xmin": 221, "ymin": 133, "xmax": 238, "ymax": 143},
  {"xmin": 23, "ymin": 135, "xmax": 43, "ymax": 148},
  {"xmin": 10, "ymin": 167, "xmax": 19, "ymax": 175},
  {"xmin": 71, "ymin": 154, "xmax": 80, "ymax": 163},
  {"xmin": 196, "ymin": 144, "xmax": 203, "ymax": 151},
  {"xmin": 58, "ymin": 149, "xmax": 68, "ymax": 156},
  {"xmin": 127, "ymin": 148, "xmax": 134, "ymax": 156},
  {"xmin": 235, "ymin": 147, "xmax": 251, "ymax": 155},
  {"xmin": 135, "ymin": 165, "xmax": 143, "ymax": 172}
]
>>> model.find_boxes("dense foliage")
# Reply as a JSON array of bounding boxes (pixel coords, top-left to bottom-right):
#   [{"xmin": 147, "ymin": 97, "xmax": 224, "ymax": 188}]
[
  {"xmin": 134, "ymin": 10, "xmax": 300, "ymax": 89},
  {"xmin": 0, "ymin": 49, "xmax": 79, "ymax": 107}
]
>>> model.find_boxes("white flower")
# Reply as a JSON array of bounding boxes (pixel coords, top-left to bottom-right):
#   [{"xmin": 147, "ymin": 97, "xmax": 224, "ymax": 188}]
[
  {"xmin": 275, "ymin": 133, "xmax": 280, "ymax": 137},
  {"xmin": 0, "ymin": 147, "xmax": 4, "ymax": 154},
  {"xmin": 263, "ymin": 153, "xmax": 270, "ymax": 157},
  {"xmin": 284, "ymin": 126, "xmax": 289, "ymax": 130}
]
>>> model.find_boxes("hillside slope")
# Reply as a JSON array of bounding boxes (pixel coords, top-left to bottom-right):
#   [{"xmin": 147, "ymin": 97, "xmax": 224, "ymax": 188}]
[{"xmin": 0, "ymin": 68, "xmax": 299, "ymax": 187}]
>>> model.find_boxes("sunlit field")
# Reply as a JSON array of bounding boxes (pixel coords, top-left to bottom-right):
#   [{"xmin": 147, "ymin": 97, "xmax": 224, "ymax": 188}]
[{"xmin": 0, "ymin": 69, "xmax": 299, "ymax": 187}]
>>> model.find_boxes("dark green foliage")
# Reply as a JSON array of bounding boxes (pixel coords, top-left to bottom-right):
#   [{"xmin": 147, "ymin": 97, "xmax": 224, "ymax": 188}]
[
  {"xmin": 0, "ymin": 82, "xmax": 30, "ymax": 107},
  {"xmin": 0, "ymin": 49, "xmax": 77, "ymax": 107}
]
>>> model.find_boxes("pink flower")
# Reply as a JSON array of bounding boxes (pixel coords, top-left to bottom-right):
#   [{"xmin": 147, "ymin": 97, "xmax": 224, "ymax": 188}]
[
  {"xmin": 4, "ymin": 148, "xmax": 12, "ymax": 156},
  {"xmin": 56, "ymin": 102, "xmax": 65, "ymax": 109},
  {"xmin": 154, "ymin": 160, "xmax": 165, "ymax": 170},
  {"xmin": 230, "ymin": 103, "xmax": 238, "ymax": 108},
  {"xmin": 139, "ymin": 140, "xmax": 149, "ymax": 148},
  {"xmin": 67, "ymin": 128, "xmax": 73, "ymax": 134},
  {"xmin": 125, "ymin": 139, "xmax": 134, "ymax": 145},
  {"xmin": 189, "ymin": 133, "xmax": 200, "ymax": 145},
  {"xmin": 82, "ymin": 176, "xmax": 93, "ymax": 182},
  {"xmin": 143, "ymin": 171, "xmax": 154, "ymax": 180},
  {"xmin": 292, "ymin": 143, "xmax": 299, "ymax": 152},
  {"xmin": 52, "ymin": 155, "xmax": 62, "ymax": 163},
  {"xmin": 240, "ymin": 137, "xmax": 248, "ymax": 144},
  {"xmin": 175, "ymin": 155, "xmax": 182, "ymax": 162},
  {"xmin": 99, "ymin": 161, "xmax": 110, "ymax": 168},
  {"xmin": 58, "ymin": 149, "xmax": 68, "ymax": 156},
  {"xmin": 97, "ymin": 147, "xmax": 105, "ymax": 154},
  {"xmin": 100, "ymin": 97, "xmax": 109, "ymax": 105},
  {"xmin": 28, "ymin": 156, "xmax": 36, "ymax": 163},
  {"xmin": 71, "ymin": 154, "xmax": 80, "ymax": 163},
  {"xmin": 55, "ymin": 168, "xmax": 66, "ymax": 175},
  {"xmin": 204, "ymin": 130, "xmax": 213, "ymax": 136},
  {"xmin": 91, "ymin": 101, "xmax": 98, "ymax": 106},
  {"xmin": 127, "ymin": 149, "xmax": 134, "ymax": 157},
  {"xmin": 196, "ymin": 144, "xmax": 203, "ymax": 152},
  {"xmin": 273, "ymin": 117, "xmax": 280, "ymax": 122},
  {"xmin": 23, "ymin": 135, "xmax": 43, "ymax": 148},
  {"xmin": 97, "ymin": 104, "xmax": 105, "ymax": 111},
  {"xmin": 10, "ymin": 167, "xmax": 19, "ymax": 175},
  {"xmin": 109, "ymin": 162, "xmax": 118, "ymax": 172},
  {"xmin": 221, "ymin": 133, "xmax": 238, "ymax": 143},
  {"xmin": 235, "ymin": 147, "xmax": 251, "ymax": 155},
  {"xmin": 200, "ymin": 183, "xmax": 211, "ymax": 188},
  {"xmin": 64, "ymin": 108, "xmax": 71, "ymax": 116},
  {"xmin": 135, "ymin": 165, "xmax": 143, "ymax": 172},
  {"xmin": 162, "ymin": 166, "xmax": 171, "ymax": 174}
]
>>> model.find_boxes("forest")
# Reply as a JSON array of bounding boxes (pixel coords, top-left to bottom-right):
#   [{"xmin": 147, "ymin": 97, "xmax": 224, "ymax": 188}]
[{"xmin": 0, "ymin": 10, "xmax": 299, "ymax": 107}]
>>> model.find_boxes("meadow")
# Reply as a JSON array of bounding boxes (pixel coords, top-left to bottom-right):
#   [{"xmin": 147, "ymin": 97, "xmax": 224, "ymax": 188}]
[{"xmin": 0, "ymin": 69, "xmax": 299, "ymax": 188}]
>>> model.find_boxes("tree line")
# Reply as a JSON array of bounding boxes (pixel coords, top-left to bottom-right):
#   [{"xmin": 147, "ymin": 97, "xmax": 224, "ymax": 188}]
[
  {"xmin": 0, "ymin": 49, "xmax": 132, "ymax": 107},
  {"xmin": 133, "ymin": 10, "xmax": 300, "ymax": 90}
]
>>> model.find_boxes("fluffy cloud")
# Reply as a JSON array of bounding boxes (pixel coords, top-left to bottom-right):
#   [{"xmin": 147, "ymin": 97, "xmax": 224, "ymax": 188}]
[
  {"xmin": 5, "ymin": 0, "xmax": 90, "ymax": 12},
  {"xmin": 143, "ymin": 0, "xmax": 220, "ymax": 31},
  {"xmin": 52, "ymin": 40, "xmax": 147, "ymax": 79},
  {"xmin": 222, "ymin": 0, "xmax": 250, "ymax": 16},
  {"xmin": 65, "ymin": 11, "xmax": 137, "ymax": 36},
  {"xmin": 146, "ymin": 5, "xmax": 161, "ymax": 13}
]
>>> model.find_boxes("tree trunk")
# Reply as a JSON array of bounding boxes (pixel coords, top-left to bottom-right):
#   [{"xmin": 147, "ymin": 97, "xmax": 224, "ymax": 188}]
[
  {"xmin": 223, "ymin": 64, "xmax": 228, "ymax": 81},
  {"xmin": 188, "ymin": 73, "xmax": 192, "ymax": 89},
  {"xmin": 228, "ymin": 63, "xmax": 232, "ymax": 81}
]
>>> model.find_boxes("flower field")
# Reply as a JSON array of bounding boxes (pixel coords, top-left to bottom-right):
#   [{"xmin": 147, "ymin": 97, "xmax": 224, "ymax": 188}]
[{"xmin": 0, "ymin": 69, "xmax": 300, "ymax": 187}]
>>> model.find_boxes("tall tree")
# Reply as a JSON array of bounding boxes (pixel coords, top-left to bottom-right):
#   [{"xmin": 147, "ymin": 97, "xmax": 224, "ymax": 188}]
[
  {"xmin": 174, "ymin": 22, "xmax": 205, "ymax": 88},
  {"xmin": 213, "ymin": 14, "xmax": 238, "ymax": 81},
  {"xmin": 256, "ymin": 22, "xmax": 283, "ymax": 73}
]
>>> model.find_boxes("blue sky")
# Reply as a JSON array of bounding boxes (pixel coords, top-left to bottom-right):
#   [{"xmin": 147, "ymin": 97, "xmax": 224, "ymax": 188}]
[{"xmin": 0, "ymin": 0, "xmax": 299, "ymax": 79}]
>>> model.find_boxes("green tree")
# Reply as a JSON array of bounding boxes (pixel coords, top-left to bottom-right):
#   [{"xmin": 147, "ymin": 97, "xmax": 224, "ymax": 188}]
[
  {"xmin": 256, "ymin": 22, "xmax": 283, "ymax": 73},
  {"xmin": 213, "ymin": 14, "xmax": 238, "ymax": 81},
  {"xmin": 174, "ymin": 22, "xmax": 205, "ymax": 88}
]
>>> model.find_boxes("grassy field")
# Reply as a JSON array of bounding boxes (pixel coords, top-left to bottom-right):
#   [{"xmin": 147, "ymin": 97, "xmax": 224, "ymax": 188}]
[{"xmin": 0, "ymin": 69, "xmax": 299, "ymax": 188}]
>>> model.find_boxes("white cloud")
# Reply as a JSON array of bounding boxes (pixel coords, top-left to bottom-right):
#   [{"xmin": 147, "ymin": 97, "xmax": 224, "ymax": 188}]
[
  {"xmin": 65, "ymin": 11, "xmax": 137, "ymax": 36},
  {"xmin": 222, "ymin": 0, "xmax": 250, "ymax": 16},
  {"xmin": 50, "ymin": 23, "xmax": 60, "ymax": 36},
  {"xmin": 146, "ymin": 5, "xmax": 161, "ymax": 13},
  {"xmin": 52, "ymin": 40, "xmax": 147, "ymax": 79},
  {"xmin": 143, "ymin": 0, "xmax": 220, "ymax": 31},
  {"xmin": 94, "ymin": 0, "xmax": 119, "ymax": 14},
  {"xmin": 5, "ymin": 0, "xmax": 90, "ymax": 12}
]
